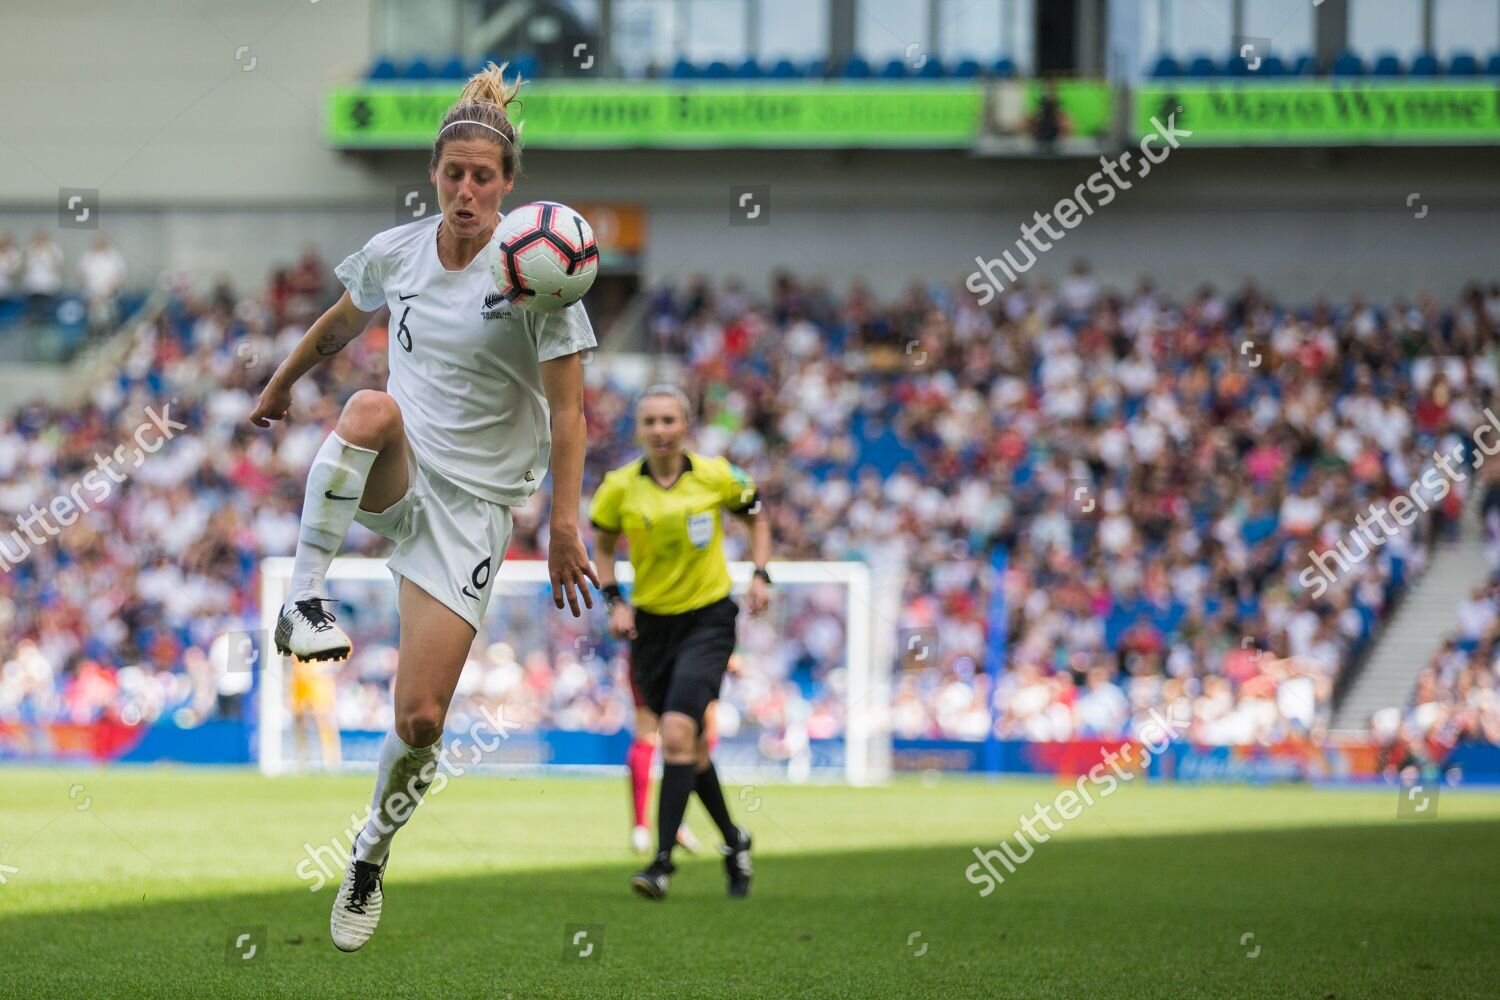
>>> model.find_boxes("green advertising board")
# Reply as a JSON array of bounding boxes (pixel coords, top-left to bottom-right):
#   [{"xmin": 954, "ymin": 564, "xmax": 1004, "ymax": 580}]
[
  {"xmin": 1134, "ymin": 82, "xmax": 1500, "ymax": 144},
  {"xmin": 328, "ymin": 82, "xmax": 984, "ymax": 149}
]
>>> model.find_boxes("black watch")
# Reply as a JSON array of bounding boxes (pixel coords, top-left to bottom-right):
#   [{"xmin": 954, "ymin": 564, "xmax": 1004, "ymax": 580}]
[
  {"xmin": 602, "ymin": 583, "xmax": 626, "ymax": 608},
  {"xmin": 752, "ymin": 566, "xmax": 772, "ymax": 585}
]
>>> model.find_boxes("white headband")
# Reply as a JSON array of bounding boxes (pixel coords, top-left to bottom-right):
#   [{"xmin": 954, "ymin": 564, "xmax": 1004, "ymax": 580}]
[{"xmin": 438, "ymin": 119, "xmax": 514, "ymax": 145}]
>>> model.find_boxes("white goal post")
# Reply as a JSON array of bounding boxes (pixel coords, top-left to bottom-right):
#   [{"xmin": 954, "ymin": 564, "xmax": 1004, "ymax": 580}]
[{"xmin": 258, "ymin": 557, "xmax": 889, "ymax": 785}]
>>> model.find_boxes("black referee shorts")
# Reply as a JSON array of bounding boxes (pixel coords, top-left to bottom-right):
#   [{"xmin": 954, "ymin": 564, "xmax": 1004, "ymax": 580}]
[{"xmin": 629, "ymin": 596, "xmax": 738, "ymax": 729}]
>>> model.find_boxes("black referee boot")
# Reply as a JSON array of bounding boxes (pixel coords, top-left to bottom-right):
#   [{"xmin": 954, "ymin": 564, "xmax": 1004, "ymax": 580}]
[{"xmin": 630, "ymin": 853, "xmax": 676, "ymax": 900}]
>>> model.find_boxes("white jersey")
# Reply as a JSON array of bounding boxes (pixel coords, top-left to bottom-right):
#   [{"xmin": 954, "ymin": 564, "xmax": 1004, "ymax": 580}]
[{"xmin": 335, "ymin": 214, "xmax": 596, "ymax": 506}]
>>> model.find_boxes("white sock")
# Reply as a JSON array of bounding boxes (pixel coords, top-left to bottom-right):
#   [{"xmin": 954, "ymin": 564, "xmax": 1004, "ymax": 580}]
[
  {"xmin": 353, "ymin": 731, "xmax": 441, "ymax": 864},
  {"xmin": 289, "ymin": 431, "xmax": 378, "ymax": 602}
]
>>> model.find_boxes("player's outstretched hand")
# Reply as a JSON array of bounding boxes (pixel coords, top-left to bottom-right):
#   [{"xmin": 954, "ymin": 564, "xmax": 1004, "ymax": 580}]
[
  {"xmin": 608, "ymin": 602, "xmax": 637, "ymax": 640},
  {"xmin": 549, "ymin": 527, "xmax": 600, "ymax": 617},
  {"xmin": 248, "ymin": 381, "xmax": 292, "ymax": 428},
  {"xmin": 745, "ymin": 575, "xmax": 770, "ymax": 615}
]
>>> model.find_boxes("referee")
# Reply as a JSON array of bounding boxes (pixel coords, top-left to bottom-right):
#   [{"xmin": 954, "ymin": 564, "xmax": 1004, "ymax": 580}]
[{"xmin": 589, "ymin": 384, "xmax": 772, "ymax": 900}]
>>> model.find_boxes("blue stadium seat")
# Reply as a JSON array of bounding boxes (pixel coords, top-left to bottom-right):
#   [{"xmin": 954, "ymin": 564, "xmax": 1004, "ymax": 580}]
[
  {"xmin": 437, "ymin": 56, "xmax": 468, "ymax": 80},
  {"xmin": 1331, "ymin": 51, "xmax": 1364, "ymax": 76},
  {"xmin": 841, "ymin": 55, "xmax": 872, "ymax": 78},
  {"xmin": 1371, "ymin": 53, "xmax": 1403, "ymax": 77},
  {"xmin": 1258, "ymin": 54, "xmax": 1286, "ymax": 76},
  {"xmin": 367, "ymin": 57, "xmax": 399, "ymax": 81},
  {"xmin": 916, "ymin": 56, "xmax": 945, "ymax": 79},
  {"xmin": 1449, "ymin": 52, "xmax": 1479, "ymax": 75},
  {"xmin": 1486, "ymin": 52, "xmax": 1500, "ymax": 76},
  {"xmin": 703, "ymin": 60, "xmax": 732, "ymax": 80},
  {"xmin": 952, "ymin": 58, "xmax": 981, "ymax": 79},
  {"xmin": 734, "ymin": 57, "xmax": 763, "ymax": 79},
  {"xmin": 1290, "ymin": 53, "xmax": 1316, "ymax": 76},
  {"xmin": 879, "ymin": 58, "xmax": 908, "ymax": 79},
  {"xmin": 1150, "ymin": 54, "xmax": 1180, "ymax": 78},
  {"xmin": 669, "ymin": 57, "xmax": 697, "ymax": 79},
  {"xmin": 804, "ymin": 57, "xmax": 830, "ymax": 78},
  {"xmin": 1226, "ymin": 51, "xmax": 1251, "ymax": 76},
  {"xmin": 513, "ymin": 54, "xmax": 540, "ymax": 79},
  {"xmin": 404, "ymin": 58, "xmax": 434, "ymax": 80},
  {"xmin": 1409, "ymin": 52, "xmax": 1441, "ymax": 77},
  {"xmin": 1186, "ymin": 54, "xmax": 1218, "ymax": 77},
  {"xmin": 991, "ymin": 56, "xmax": 1016, "ymax": 78},
  {"xmin": 0, "ymin": 298, "xmax": 26, "ymax": 329},
  {"xmin": 768, "ymin": 58, "xmax": 800, "ymax": 79}
]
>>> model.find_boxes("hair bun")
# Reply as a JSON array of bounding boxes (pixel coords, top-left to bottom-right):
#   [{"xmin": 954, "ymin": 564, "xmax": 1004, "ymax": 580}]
[{"xmin": 457, "ymin": 61, "xmax": 523, "ymax": 112}]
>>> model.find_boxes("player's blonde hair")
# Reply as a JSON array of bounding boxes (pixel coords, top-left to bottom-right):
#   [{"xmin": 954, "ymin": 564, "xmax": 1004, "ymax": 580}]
[{"xmin": 431, "ymin": 62, "xmax": 524, "ymax": 178}]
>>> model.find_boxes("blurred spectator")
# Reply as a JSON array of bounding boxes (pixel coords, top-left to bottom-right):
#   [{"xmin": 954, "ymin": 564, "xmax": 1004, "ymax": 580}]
[
  {"xmin": 1028, "ymin": 80, "xmax": 1069, "ymax": 152},
  {"xmin": 78, "ymin": 234, "xmax": 129, "ymax": 337},
  {"xmin": 1075, "ymin": 665, "xmax": 1129, "ymax": 737},
  {"xmin": 1059, "ymin": 259, "xmax": 1097, "ymax": 320},
  {"xmin": 0, "ymin": 232, "xmax": 20, "ymax": 305},
  {"xmin": 286, "ymin": 247, "xmax": 328, "ymax": 316},
  {"xmin": 22, "ymin": 229, "xmax": 64, "ymax": 323}
]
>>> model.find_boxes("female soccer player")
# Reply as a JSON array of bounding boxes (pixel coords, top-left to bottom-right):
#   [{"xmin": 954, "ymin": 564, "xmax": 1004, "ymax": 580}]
[
  {"xmin": 247, "ymin": 64, "xmax": 598, "ymax": 951},
  {"xmin": 589, "ymin": 385, "xmax": 772, "ymax": 899}
]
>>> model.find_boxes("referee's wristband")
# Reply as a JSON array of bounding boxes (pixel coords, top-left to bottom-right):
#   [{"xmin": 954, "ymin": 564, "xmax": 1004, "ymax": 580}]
[
  {"xmin": 602, "ymin": 583, "xmax": 627, "ymax": 607},
  {"xmin": 752, "ymin": 567, "xmax": 772, "ymax": 585}
]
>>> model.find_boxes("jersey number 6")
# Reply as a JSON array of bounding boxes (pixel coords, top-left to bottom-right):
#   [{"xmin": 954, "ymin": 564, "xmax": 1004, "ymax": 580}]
[{"xmin": 396, "ymin": 306, "xmax": 413, "ymax": 353}]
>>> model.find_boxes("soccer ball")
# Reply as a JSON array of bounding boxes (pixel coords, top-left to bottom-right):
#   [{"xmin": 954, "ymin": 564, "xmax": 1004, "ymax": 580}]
[{"xmin": 489, "ymin": 201, "xmax": 599, "ymax": 313}]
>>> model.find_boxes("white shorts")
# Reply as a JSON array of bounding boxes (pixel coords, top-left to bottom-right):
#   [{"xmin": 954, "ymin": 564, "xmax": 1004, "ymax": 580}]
[{"xmin": 353, "ymin": 450, "xmax": 514, "ymax": 632}]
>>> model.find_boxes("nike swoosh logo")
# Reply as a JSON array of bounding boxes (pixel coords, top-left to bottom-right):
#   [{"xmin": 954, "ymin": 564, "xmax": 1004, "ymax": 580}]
[
  {"xmin": 324, "ymin": 490, "xmax": 360, "ymax": 501},
  {"xmin": 398, "ymin": 292, "xmax": 419, "ymax": 301}
]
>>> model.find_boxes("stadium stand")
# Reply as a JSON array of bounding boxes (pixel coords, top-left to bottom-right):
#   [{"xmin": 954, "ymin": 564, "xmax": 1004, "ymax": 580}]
[
  {"xmin": 1369, "ymin": 582, "xmax": 1500, "ymax": 774},
  {"xmin": 1371, "ymin": 466, "xmax": 1500, "ymax": 769},
  {"xmin": 1146, "ymin": 49, "xmax": 1500, "ymax": 79},
  {"xmin": 2, "ymin": 263, "xmax": 1498, "ymax": 751},
  {"xmin": 363, "ymin": 52, "xmax": 1021, "ymax": 81},
  {"xmin": 357, "ymin": 16, "xmax": 1500, "ymax": 82}
]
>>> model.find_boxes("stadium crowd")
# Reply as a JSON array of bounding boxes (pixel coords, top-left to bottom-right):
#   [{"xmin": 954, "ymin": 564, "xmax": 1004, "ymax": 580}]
[
  {"xmin": 1374, "ymin": 573, "xmax": 1500, "ymax": 774},
  {"xmin": 1, "ymin": 251, "xmax": 1498, "ymax": 753}
]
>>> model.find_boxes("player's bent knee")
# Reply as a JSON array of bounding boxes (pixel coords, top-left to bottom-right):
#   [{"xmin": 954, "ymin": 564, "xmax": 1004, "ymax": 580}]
[
  {"xmin": 338, "ymin": 390, "xmax": 403, "ymax": 447},
  {"xmin": 395, "ymin": 704, "xmax": 445, "ymax": 748}
]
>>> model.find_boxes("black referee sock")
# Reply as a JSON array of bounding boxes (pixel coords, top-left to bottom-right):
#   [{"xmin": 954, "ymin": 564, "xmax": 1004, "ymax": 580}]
[
  {"xmin": 657, "ymin": 762, "xmax": 696, "ymax": 860},
  {"xmin": 693, "ymin": 762, "xmax": 740, "ymax": 845}
]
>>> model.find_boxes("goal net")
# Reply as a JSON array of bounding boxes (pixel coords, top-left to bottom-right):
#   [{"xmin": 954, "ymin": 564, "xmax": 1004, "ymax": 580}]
[{"xmin": 256, "ymin": 557, "xmax": 889, "ymax": 785}]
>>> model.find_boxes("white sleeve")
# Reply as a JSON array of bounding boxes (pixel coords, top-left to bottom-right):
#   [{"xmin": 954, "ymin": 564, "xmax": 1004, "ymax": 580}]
[
  {"xmin": 334, "ymin": 236, "xmax": 388, "ymax": 312},
  {"xmin": 534, "ymin": 302, "xmax": 598, "ymax": 363}
]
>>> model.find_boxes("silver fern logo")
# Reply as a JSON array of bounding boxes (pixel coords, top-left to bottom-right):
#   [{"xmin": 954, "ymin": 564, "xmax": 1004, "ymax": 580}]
[{"xmin": 481, "ymin": 291, "xmax": 511, "ymax": 320}]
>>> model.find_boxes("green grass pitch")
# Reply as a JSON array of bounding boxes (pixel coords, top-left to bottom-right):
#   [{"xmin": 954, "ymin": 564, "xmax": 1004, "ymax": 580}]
[{"xmin": 2, "ymin": 767, "xmax": 1498, "ymax": 998}]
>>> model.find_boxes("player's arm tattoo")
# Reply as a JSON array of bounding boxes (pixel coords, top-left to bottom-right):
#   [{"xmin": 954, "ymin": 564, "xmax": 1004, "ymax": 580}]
[{"xmin": 314, "ymin": 327, "xmax": 357, "ymax": 356}]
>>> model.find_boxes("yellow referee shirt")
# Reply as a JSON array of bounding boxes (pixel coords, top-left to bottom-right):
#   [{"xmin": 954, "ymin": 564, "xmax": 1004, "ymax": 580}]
[{"xmin": 589, "ymin": 452, "xmax": 757, "ymax": 615}]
